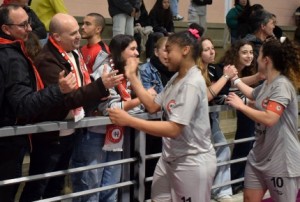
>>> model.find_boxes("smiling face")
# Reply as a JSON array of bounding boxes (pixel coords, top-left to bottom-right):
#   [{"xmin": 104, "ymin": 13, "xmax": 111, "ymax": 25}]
[
  {"xmin": 52, "ymin": 15, "xmax": 81, "ymax": 52},
  {"xmin": 121, "ymin": 40, "xmax": 139, "ymax": 61},
  {"xmin": 2, "ymin": 7, "xmax": 32, "ymax": 41},
  {"xmin": 237, "ymin": 44, "xmax": 254, "ymax": 68},
  {"xmin": 200, "ymin": 39, "xmax": 215, "ymax": 66}
]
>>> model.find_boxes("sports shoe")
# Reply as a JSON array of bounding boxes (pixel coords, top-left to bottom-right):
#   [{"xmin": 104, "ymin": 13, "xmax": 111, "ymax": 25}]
[{"xmin": 173, "ymin": 14, "xmax": 184, "ymax": 21}]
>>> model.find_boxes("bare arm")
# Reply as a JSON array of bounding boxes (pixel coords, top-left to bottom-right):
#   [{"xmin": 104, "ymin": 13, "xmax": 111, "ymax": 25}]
[
  {"xmin": 226, "ymin": 92, "xmax": 280, "ymax": 126},
  {"xmin": 123, "ymin": 98, "xmax": 141, "ymax": 111},
  {"xmin": 207, "ymin": 65, "xmax": 237, "ymax": 101},
  {"xmin": 241, "ymin": 72, "xmax": 265, "ymax": 86},
  {"xmin": 233, "ymin": 78, "xmax": 255, "ymax": 100},
  {"xmin": 108, "ymin": 108, "xmax": 184, "ymax": 138},
  {"xmin": 125, "ymin": 58, "xmax": 161, "ymax": 113}
]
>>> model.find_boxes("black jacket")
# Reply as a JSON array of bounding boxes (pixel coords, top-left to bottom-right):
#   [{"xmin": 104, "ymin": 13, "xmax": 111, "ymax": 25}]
[
  {"xmin": 149, "ymin": 7, "xmax": 174, "ymax": 34},
  {"xmin": 108, "ymin": 0, "xmax": 140, "ymax": 17},
  {"xmin": 31, "ymin": 39, "xmax": 110, "ymax": 142},
  {"xmin": 0, "ymin": 36, "xmax": 64, "ymax": 128}
]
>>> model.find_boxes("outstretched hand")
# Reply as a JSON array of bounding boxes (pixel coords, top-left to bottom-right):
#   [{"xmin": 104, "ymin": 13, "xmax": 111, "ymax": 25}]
[
  {"xmin": 125, "ymin": 57, "xmax": 139, "ymax": 80},
  {"xmin": 147, "ymin": 87, "xmax": 157, "ymax": 97},
  {"xmin": 226, "ymin": 92, "xmax": 245, "ymax": 110},
  {"xmin": 58, "ymin": 70, "xmax": 77, "ymax": 94},
  {"xmin": 223, "ymin": 65, "xmax": 238, "ymax": 79},
  {"xmin": 107, "ymin": 108, "xmax": 132, "ymax": 126},
  {"xmin": 101, "ymin": 64, "xmax": 124, "ymax": 89}
]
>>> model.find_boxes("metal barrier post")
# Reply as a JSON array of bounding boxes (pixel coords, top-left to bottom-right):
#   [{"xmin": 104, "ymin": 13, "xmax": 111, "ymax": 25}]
[{"xmin": 134, "ymin": 129, "xmax": 146, "ymax": 202}]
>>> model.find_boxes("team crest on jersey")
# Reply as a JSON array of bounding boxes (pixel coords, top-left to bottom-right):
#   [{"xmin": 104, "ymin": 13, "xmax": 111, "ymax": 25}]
[
  {"xmin": 261, "ymin": 97, "xmax": 269, "ymax": 109},
  {"xmin": 167, "ymin": 100, "xmax": 176, "ymax": 112},
  {"xmin": 276, "ymin": 105, "xmax": 282, "ymax": 111}
]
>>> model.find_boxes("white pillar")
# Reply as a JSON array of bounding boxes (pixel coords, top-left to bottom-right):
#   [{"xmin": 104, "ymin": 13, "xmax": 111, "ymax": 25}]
[{"xmin": 224, "ymin": 0, "xmax": 232, "ymax": 18}]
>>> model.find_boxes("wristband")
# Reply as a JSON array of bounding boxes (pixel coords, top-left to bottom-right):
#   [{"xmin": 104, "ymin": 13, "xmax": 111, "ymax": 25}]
[{"xmin": 233, "ymin": 78, "xmax": 241, "ymax": 86}]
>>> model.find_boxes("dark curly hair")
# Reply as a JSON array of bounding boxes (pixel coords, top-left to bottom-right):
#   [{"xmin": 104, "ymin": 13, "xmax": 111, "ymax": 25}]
[
  {"xmin": 219, "ymin": 40, "xmax": 256, "ymax": 77},
  {"xmin": 261, "ymin": 37, "xmax": 300, "ymax": 89}
]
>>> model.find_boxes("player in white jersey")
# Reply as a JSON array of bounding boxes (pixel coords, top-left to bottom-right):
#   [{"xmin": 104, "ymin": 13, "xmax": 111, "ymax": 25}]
[
  {"xmin": 226, "ymin": 36, "xmax": 300, "ymax": 202},
  {"xmin": 108, "ymin": 30, "xmax": 217, "ymax": 202}
]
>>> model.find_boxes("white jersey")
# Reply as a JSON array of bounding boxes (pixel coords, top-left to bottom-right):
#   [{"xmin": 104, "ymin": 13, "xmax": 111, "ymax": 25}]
[
  {"xmin": 249, "ymin": 75, "xmax": 300, "ymax": 177},
  {"xmin": 155, "ymin": 66, "xmax": 214, "ymax": 163}
]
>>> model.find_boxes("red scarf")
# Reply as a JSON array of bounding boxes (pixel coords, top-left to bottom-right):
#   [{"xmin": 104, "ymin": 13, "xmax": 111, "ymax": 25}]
[
  {"xmin": 0, "ymin": 37, "xmax": 45, "ymax": 151},
  {"xmin": 49, "ymin": 36, "xmax": 91, "ymax": 122},
  {"xmin": 109, "ymin": 58, "xmax": 131, "ymax": 101},
  {"xmin": 0, "ymin": 37, "xmax": 44, "ymax": 90},
  {"xmin": 49, "ymin": 36, "xmax": 91, "ymax": 86}
]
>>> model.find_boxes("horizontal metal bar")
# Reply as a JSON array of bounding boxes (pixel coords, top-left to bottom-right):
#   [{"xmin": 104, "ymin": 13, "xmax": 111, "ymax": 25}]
[
  {"xmin": 35, "ymin": 180, "xmax": 136, "ymax": 202},
  {"xmin": 0, "ymin": 157, "xmax": 137, "ymax": 186}
]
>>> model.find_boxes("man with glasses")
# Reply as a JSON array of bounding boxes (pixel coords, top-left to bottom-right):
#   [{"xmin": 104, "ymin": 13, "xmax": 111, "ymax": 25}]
[
  {"xmin": 19, "ymin": 12, "xmax": 124, "ymax": 201},
  {"xmin": 0, "ymin": 4, "xmax": 76, "ymax": 201},
  {"xmin": 2, "ymin": 0, "xmax": 47, "ymax": 39},
  {"xmin": 0, "ymin": 5, "xmax": 121, "ymax": 202}
]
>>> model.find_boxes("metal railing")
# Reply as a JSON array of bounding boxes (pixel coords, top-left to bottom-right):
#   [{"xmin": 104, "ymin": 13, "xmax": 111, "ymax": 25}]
[{"xmin": 0, "ymin": 102, "xmax": 299, "ymax": 201}]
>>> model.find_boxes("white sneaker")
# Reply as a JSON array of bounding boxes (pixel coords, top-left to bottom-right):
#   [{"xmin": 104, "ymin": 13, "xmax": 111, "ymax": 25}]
[{"xmin": 173, "ymin": 14, "xmax": 184, "ymax": 21}]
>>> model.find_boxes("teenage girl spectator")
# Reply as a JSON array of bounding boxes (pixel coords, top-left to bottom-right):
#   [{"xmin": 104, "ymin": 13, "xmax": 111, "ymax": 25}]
[
  {"xmin": 146, "ymin": 0, "xmax": 174, "ymax": 58},
  {"xmin": 198, "ymin": 37, "xmax": 237, "ymax": 201},
  {"xmin": 218, "ymin": 40, "xmax": 259, "ymax": 194},
  {"xmin": 226, "ymin": 0, "xmax": 250, "ymax": 43},
  {"xmin": 2, "ymin": 0, "xmax": 47, "ymax": 39},
  {"xmin": 227, "ymin": 37, "xmax": 300, "ymax": 202},
  {"xmin": 139, "ymin": 36, "xmax": 169, "ymax": 93},
  {"xmin": 170, "ymin": 0, "xmax": 183, "ymax": 21},
  {"xmin": 109, "ymin": 30, "xmax": 217, "ymax": 202},
  {"xmin": 72, "ymin": 34, "xmax": 144, "ymax": 202},
  {"xmin": 134, "ymin": 0, "xmax": 153, "ymax": 55},
  {"xmin": 107, "ymin": 0, "xmax": 140, "ymax": 36}
]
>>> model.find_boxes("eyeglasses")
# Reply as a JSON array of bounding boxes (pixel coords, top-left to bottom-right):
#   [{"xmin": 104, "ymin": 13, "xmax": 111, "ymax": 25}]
[{"xmin": 6, "ymin": 20, "xmax": 31, "ymax": 30}]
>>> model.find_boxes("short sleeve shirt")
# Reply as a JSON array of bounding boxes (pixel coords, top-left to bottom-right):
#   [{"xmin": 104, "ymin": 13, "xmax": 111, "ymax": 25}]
[
  {"xmin": 155, "ymin": 66, "xmax": 213, "ymax": 162},
  {"xmin": 249, "ymin": 75, "xmax": 300, "ymax": 177}
]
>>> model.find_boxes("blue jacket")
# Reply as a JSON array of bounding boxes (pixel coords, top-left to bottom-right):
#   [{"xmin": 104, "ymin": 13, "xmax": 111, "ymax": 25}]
[{"xmin": 139, "ymin": 61, "xmax": 164, "ymax": 94}]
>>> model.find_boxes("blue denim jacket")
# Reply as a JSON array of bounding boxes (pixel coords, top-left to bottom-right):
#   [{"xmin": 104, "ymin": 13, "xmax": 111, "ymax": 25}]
[{"xmin": 139, "ymin": 62, "xmax": 164, "ymax": 93}]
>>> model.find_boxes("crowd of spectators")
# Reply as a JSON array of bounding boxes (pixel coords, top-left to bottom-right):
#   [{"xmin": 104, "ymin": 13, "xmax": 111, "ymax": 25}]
[{"xmin": 0, "ymin": 1, "xmax": 299, "ymax": 202}]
